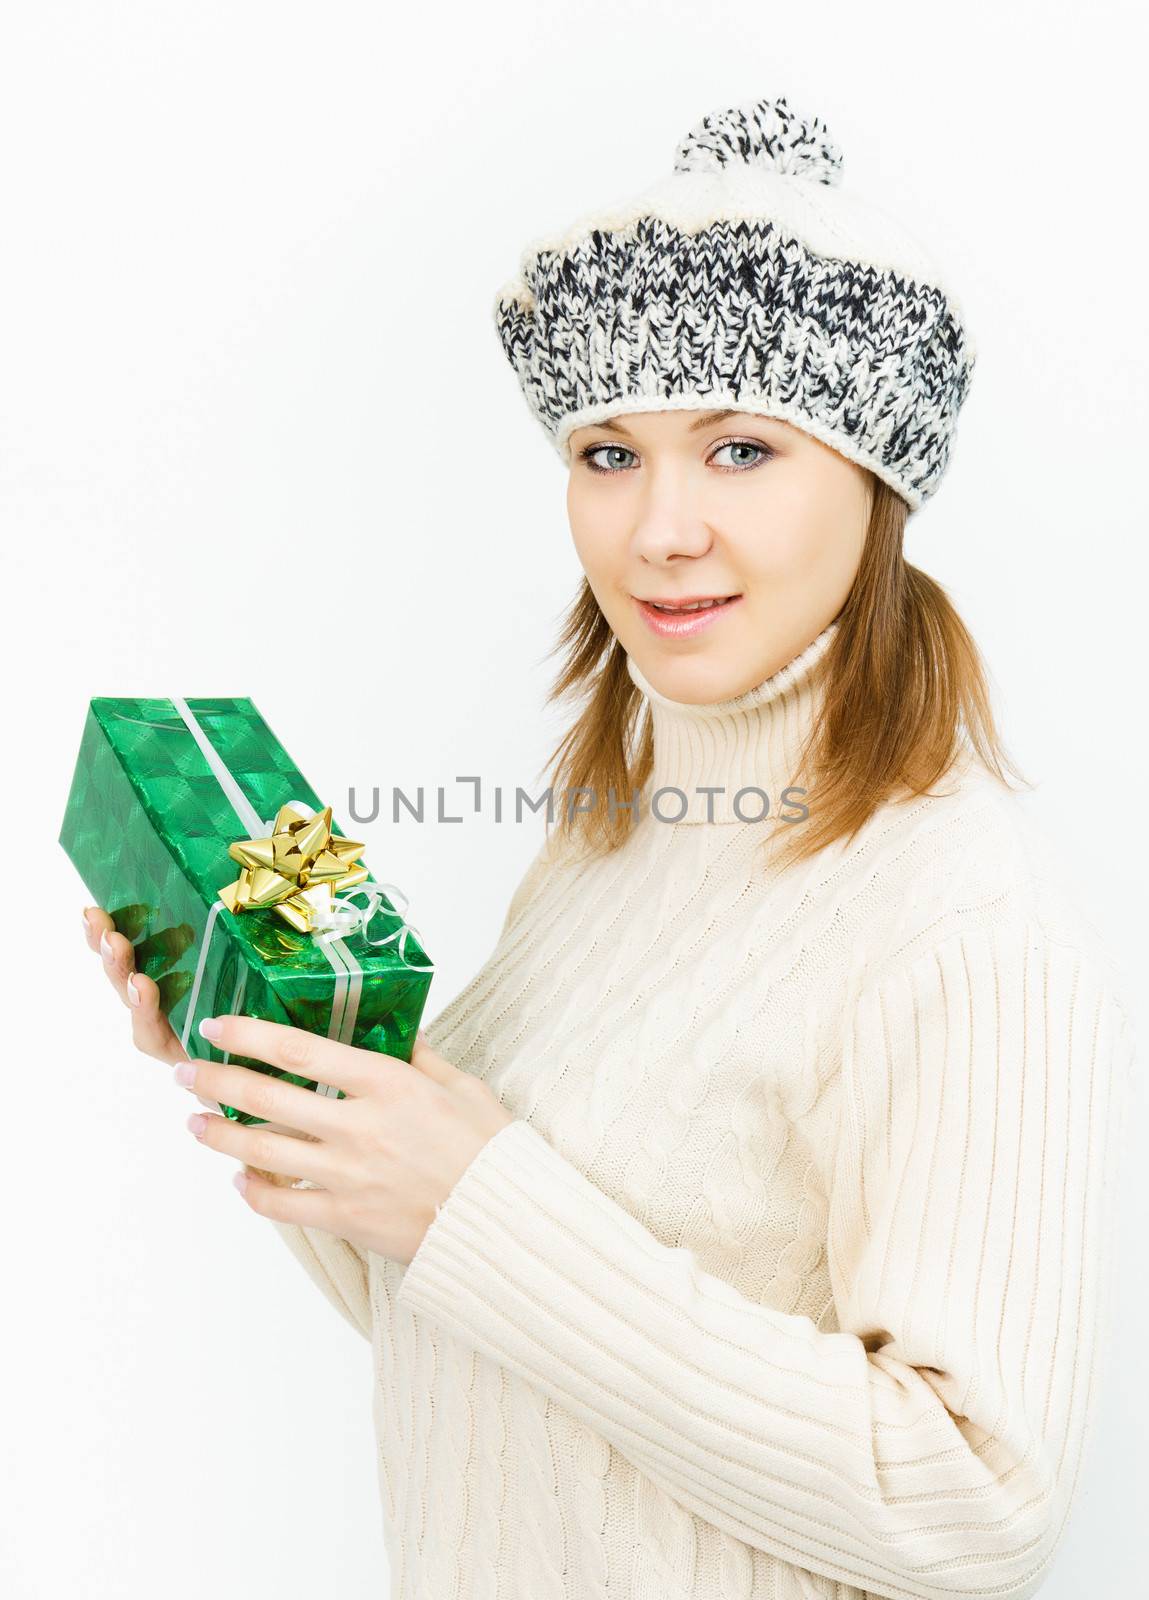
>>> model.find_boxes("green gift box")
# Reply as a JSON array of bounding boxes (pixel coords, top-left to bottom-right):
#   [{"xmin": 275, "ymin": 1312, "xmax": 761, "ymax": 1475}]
[{"xmin": 59, "ymin": 696, "xmax": 434, "ymax": 1127}]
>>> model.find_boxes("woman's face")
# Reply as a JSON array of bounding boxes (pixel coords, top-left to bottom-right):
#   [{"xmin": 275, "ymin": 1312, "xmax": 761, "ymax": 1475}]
[{"xmin": 565, "ymin": 408, "xmax": 873, "ymax": 704}]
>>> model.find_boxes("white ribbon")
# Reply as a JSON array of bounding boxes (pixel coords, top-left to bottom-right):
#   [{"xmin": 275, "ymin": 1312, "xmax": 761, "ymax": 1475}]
[
  {"xmin": 310, "ymin": 880, "xmax": 434, "ymax": 971},
  {"xmin": 167, "ymin": 699, "xmax": 430, "ymax": 1095}
]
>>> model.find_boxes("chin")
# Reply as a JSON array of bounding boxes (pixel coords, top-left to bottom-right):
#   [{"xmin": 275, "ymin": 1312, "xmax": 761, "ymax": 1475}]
[{"xmin": 641, "ymin": 654, "xmax": 744, "ymax": 705}]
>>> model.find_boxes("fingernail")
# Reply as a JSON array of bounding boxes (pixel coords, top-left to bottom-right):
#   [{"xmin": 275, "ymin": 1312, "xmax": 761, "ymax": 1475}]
[
  {"xmin": 233, "ymin": 1170, "xmax": 249, "ymax": 1196},
  {"xmin": 174, "ymin": 1061, "xmax": 196, "ymax": 1087},
  {"xmin": 100, "ymin": 929, "xmax": 115, "ymax": 964},
  {"xmin": 199, "ymin": 1017, "xmax": 223, "ymax": 1041},
  {"xmin": 126, "ymin": 975, "xmax": 141, "ymax": 1007},
  {"xmin": 81, "ymin": 907, "xmax": 92, "ymax": 935},
  {"xmin": 187, "ymin": 1113, "xmax": 208, "ymax": 1138}
]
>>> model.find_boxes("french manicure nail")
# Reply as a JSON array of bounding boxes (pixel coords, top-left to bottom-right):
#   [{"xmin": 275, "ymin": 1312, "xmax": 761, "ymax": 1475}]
[
  {"xmin": 174, "ymin": 1061, "xmax": 196, "ymax": 1087},
  {"xmin": 81, "ymin": 907, "xmax": 92, "ymax": 935},
  {"xmin": 126, "ymin": 975, "xmax": 141, "ymax": 1006},
  {"xmin": 199, "ymin": 1017, "xmax": 223, "ymax": 1041},
  {"xmin": 100, "ymin": 929, "xmax": 115, "ymax": 964},
  {"xmin": 187, "ymin": 1113, "xmax": 208, "ymax": 1138}
]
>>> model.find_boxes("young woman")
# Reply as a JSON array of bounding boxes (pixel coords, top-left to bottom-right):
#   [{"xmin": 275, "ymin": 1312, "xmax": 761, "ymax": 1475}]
[{"xmin": 80, "ymin": 95, "xmax": 1133, "ymax": 1600}]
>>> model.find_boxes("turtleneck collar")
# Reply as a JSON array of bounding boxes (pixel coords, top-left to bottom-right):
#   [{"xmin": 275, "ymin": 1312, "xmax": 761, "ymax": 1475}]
[{"xmin": 624, "ymin": 619, "xmax": 839, "ymax": 825}]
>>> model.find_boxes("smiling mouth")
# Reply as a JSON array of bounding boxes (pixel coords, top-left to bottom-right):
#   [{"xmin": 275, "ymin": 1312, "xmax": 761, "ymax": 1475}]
[
  {"xmin": 639, "ymin": 595, "xmax": 740, "ymax": 613},
  {"xmin": 633, "ymin": 593, "xmax": 744, "ymax": 636}
]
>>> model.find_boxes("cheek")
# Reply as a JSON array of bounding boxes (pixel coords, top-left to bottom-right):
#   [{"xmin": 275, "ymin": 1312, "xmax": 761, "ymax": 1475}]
[
  {"xmin": 735, "ymin": 522, "xmax": 811, "ymax": 582},
  {"xmin": 736, "ymin": 489, "xmax": 858, "ymax": 585},
  {"xmin": 569, "ymin": 523, "xmax": 605, "ymax": 579},
  {"xmin": 721, "ymin": 481, "xmax": 810, "ymax": 575},
  {"xmin": 567, "ymin": 497, "xmax": 618, "ymax": 578}
]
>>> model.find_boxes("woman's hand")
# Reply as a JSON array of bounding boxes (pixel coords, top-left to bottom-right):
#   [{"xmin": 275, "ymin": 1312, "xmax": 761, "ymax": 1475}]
[
  {"xmin": 81, "ymin": 904, "xmax": 218, "ymax": 1111},
  {"xmin": 80, "ymin": 904, "xmax": 515, "ymax": 1262},
  {"xmin": 81, "ymin": 901, "xmax": 302, "ymax": 1186},
  {"xmin": 179, "ymin": 1013, "xmax": 516, "ymax": 1266}
]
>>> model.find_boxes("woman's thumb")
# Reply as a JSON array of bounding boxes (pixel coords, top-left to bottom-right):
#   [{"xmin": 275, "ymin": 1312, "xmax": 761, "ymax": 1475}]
[{"xmin": 407, "ymin": 1028, "xmax": 457, "ymax": 1085}]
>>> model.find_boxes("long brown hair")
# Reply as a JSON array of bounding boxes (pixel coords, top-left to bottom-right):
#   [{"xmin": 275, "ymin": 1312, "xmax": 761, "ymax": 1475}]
[{"xmin": 535, "ymin": 474, "xmax": 1030, "ymax": 874}]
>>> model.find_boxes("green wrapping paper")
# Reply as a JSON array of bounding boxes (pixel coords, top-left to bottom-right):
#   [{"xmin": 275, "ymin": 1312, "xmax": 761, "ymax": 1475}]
[{"xmin": 59, "ymin": 696, "xmax": 434, "ymax": 1127}]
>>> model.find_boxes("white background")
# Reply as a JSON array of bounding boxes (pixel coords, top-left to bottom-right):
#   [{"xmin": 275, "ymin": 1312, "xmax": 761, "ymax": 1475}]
[{"xmin": 3, "ymin": 2, "xmax": 1146, "ymax": 1595}]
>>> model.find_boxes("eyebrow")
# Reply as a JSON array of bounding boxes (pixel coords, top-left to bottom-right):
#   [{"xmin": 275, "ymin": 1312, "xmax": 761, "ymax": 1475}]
[{"xmin": 591, "ymin": 408, "xmax": 743, "ymax": 440}]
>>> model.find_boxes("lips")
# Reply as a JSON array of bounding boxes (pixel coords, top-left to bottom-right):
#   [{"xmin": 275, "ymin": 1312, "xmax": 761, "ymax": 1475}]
[
  {"xmin": 639, "ymin": 595, "xmax": 738, "ymax": 611},
  {"xmin": 634, "ymin": 593, "xmax": 743, "ymax": 638}
]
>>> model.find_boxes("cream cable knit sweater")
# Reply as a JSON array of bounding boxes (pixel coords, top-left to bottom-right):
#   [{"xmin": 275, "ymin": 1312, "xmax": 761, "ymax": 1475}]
[{"xmin": 271, "ymin": 619, "xmax": 1134, "ymax": 1600}]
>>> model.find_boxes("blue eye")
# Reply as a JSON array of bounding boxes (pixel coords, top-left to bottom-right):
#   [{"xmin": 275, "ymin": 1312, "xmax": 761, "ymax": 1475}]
[
  {"xmin": 576, "ymin": 438, "xmax": 774, "ymax": 474},
  {"xmin": 712, "ymin": 441, "xmax": 772, "ymax": 471},
  {"xmin": 579, "ymin": 443, "xmax": 637, "ymax": 473}
]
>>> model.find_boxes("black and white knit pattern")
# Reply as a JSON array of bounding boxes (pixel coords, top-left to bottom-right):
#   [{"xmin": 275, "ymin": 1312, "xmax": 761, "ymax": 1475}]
[
  {"xmin": 673, "ymin": 94, "xmax": 844, "ymax": 186},
  {"xmin": 493, "ymin": 94, "xmax": 977, "ymax": 512}
]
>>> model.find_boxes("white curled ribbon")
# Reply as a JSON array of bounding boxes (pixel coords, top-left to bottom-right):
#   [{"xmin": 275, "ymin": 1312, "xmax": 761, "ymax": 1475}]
[
  {"xmin": 161, "ymin": 713, "xmax": 433, "ymax": 1070},
  {"xmin": 309, "ymin": 880, "xmax": 434, "ymax": 971}
]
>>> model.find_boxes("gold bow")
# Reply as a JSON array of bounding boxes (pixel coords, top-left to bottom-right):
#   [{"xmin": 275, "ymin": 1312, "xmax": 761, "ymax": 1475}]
[{"xmin": 217, "ymin": 802, "xmax": 370, "ymax": 934}]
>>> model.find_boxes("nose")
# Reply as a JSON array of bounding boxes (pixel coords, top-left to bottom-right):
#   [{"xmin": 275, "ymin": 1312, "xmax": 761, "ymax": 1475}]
[{"xmin": 630, "ymin": 499, "xmax": 715, "ymax": 565}]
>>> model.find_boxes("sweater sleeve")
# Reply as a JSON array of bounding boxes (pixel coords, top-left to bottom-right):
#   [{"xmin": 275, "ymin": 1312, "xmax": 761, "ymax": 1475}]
[
  {"xmin": 253, "ymin": 843, "xmax": 557, "ymax": 1342},
  {"xmin": 236, "ymin": 1133, "xmax": 372, "ymax": 1338},
  {"xmin": 394, "ymin": 921, "xmax": 1134, "ymax": 1600},
  {"xmin": 251, "ymin": 843, "xmax": 559, "ymax": 1344},
  {"xmin": 269, "ymin": 1208, "xmax": 372, "ymax": 1342}
]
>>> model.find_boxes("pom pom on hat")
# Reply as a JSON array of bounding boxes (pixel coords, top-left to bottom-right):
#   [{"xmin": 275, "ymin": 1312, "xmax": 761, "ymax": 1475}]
[{"xmin": 673, "ymin": 94, "xmax": 844, "ymax": 187}]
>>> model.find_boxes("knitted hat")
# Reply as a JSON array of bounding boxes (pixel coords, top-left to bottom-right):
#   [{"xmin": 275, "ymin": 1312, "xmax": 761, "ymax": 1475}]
[{"xmin": 492, "ymin": 93, "xmax": 977, "ymax": 512}]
